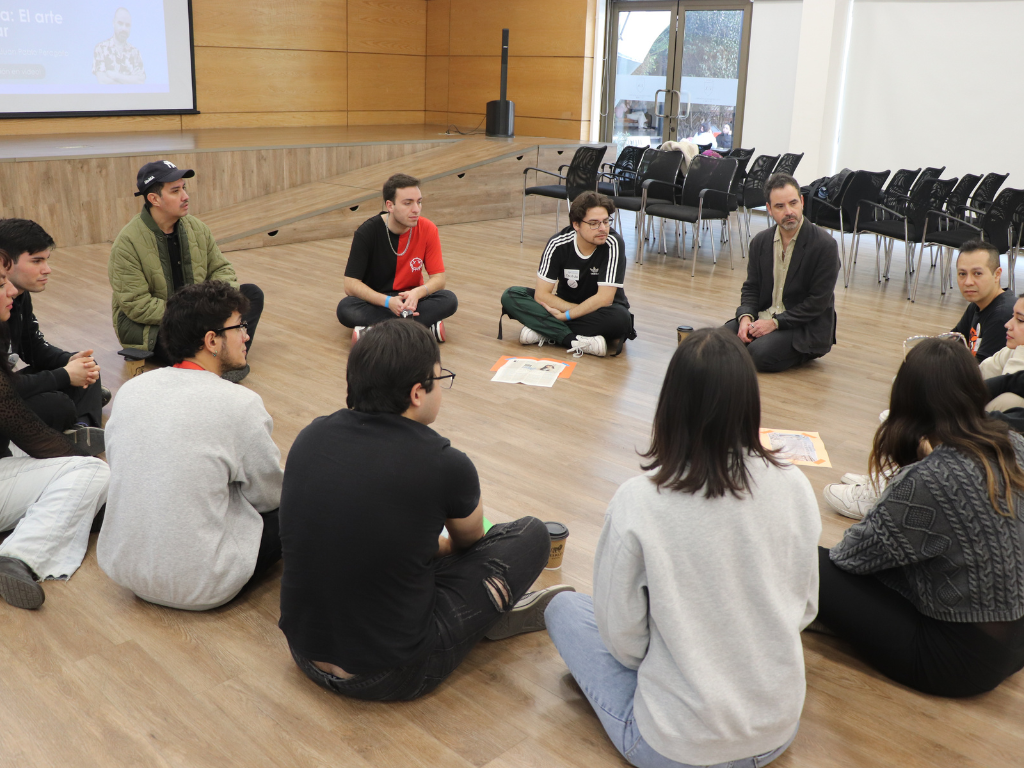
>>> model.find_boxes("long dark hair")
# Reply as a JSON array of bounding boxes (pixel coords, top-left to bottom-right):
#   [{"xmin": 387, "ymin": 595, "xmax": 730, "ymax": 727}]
[
  {"xmin": 870, "ymin": 337, "xmax": 1024, "ymax": 516},
  {"xmin": 0, "ymin": 248, "xmax": 15, "ymax": 380},
  {"xmin": 641, "ymin": 328, "xmax": 782, "ymax": 498}
]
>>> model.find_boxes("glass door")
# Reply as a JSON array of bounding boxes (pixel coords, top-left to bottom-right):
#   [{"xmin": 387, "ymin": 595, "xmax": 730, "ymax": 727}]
[
  {"xmin": 602, "ymin": 2, "xmax": 751, "ymax": 154},
  {"xmin": 605, "ymin": 3, "xmax": 678, "ymax": 156}
]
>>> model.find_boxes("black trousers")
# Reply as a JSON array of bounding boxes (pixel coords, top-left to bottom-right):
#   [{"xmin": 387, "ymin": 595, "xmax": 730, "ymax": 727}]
[
  {"xmin": 226, "ymin": 510, "xmax": 282, "ymax": 604},
  {"xmin": 817, "ymin": 547, "xmax": 1024, "ymax": 697},
  {"xmin": 723, "ymin": 318, "xmax": 817, "ymax": 373},
  {"xmin": 22, "ymin": 373, "xmax": 104, "ymax": 429},
  {"xmin": 153, "ymin": 283, "xmax": 264, "ymax": 365},
  {"xmin": 290, "ymin": 516, "xmax": 550, "ymax": 701},
  {"xmin": 336, "ymin": 290, "xmax": 458, "ymax": 329}
]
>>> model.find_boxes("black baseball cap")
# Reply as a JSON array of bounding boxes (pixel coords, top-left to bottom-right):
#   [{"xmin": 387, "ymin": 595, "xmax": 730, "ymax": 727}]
[{"xmin": 134, "ymin": 160, "xmax": 195, "ymax": 197}]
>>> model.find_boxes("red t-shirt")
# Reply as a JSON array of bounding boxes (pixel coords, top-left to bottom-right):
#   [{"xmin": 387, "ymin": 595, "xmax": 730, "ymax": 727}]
[{"xmin": 344, "ymin": 215, "xmax": 445, "ymax": 293}]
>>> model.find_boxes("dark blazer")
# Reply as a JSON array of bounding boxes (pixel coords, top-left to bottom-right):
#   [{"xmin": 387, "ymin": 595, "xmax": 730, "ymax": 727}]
[{"xmin": 735, "ymin": 220, "xmax": 841, "ymax": 357}]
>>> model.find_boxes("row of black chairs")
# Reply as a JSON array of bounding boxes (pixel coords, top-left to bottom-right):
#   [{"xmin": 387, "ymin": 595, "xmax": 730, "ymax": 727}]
[
  {"xmin": 803, "ymin": 166, "xmax": 1022, "ymax": 301},
  {"xmin": 519, "ymin": 144, "xmax": 804, "ymax": 276}
]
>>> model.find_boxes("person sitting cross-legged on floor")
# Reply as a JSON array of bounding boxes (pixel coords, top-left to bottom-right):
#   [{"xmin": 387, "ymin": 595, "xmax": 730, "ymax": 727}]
[
  {"xmin": 336, "ymin": 173, "xmax": 457, "ymax": 344},
  {"xmin": 0, "ymin": 218, "xmax": 107, "ymax": 438},
  {"xmin": 279, "ymin": 319, "xmax": 568, "ymax": 701},
  {"xmin": 97, "ymin": 281, "xmax": 283, "ymax": 611},
  {"xmin": 0, "ymin": 248, "xmax": 109, "ymax": 611},
  {"xmin": 816, "ymin": 337, "xmax": 1024, "ymax": 697},
  {"xmin": 500, "ymin": 191, "xmax": 635, "ymax": 358},
  {"xmin": 545, "ymin": 328, "xmax": 821, "ymax": 768}
]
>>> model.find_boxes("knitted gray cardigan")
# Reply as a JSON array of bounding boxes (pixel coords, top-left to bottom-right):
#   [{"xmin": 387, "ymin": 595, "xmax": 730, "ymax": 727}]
[{"xmin": 830, "ymin": 433, "xmax": 1024, "ymax": 623}]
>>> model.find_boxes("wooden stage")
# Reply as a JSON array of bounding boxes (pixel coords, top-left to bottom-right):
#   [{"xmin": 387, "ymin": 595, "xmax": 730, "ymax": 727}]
[{"xmin": 1, "ymin": 126, "xmax": 1022, "ymax": 768}]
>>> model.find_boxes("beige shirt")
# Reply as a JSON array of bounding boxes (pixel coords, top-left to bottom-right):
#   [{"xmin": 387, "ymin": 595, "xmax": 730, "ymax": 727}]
[{"xmin": 755, "ymin": 218, "xmax": 803, "ymax": 324}]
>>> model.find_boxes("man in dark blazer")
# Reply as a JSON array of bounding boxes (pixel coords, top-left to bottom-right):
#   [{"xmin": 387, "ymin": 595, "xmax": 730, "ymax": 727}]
[{"xmin": 725, "ymin": 173, "xmax": 841, "ymax": 372}]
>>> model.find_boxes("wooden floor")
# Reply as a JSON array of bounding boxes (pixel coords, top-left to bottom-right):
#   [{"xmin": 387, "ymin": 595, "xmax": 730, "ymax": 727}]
[{"xmin": 3, "ymin": 209, "xmax": 1022, "ymax": 768}]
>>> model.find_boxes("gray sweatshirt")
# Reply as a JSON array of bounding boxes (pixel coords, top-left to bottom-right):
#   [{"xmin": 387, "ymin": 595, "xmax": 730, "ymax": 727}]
[
  {"xmin": 98, "ymin": 367, "xmax": 283, "ymax": 610},
  {"xmin": 593, "ymin": 459, "xmax": 821, "ymax": 765}
]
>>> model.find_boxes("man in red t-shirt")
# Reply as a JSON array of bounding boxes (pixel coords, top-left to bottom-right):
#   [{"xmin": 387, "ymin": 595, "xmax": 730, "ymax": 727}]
[{"xmin": 337, "ymin": 173, "xmax": 458, "ymax": 343}]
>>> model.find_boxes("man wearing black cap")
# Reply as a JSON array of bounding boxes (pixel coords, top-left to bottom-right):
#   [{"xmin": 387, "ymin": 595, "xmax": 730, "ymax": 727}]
[{"xmin": 108, "ymin": 160, "xmax": 264, "ymax": 382}]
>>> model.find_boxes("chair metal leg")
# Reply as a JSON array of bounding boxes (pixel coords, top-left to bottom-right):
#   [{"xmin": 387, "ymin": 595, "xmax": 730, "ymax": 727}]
[
  {"xmin": 635, "ymin": 214, "xmax": 646, "ymax": 264},
  {"xmin": 555, "ymin": 199, "xmax": 561, "ymax": 231},
  {"xmin": 520, "ymin": 185, "xmax": 528, "ymax": 243},
  {"xmin": 911, "ymin": 231, "xmax": 927, "ymax": 303},
  {"xmin": 727, "ymin": 219, "xmax": 734, "ymax": 269}
]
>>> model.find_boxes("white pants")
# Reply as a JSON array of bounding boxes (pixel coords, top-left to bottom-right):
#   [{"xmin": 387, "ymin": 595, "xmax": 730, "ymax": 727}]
[{"xmin": 0, "ymin": 456, "xmax": 109, "ymax": 580}]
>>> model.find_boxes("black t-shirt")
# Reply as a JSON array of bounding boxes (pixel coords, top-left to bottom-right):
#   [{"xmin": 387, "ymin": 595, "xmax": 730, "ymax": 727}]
[
  {"xmin": 278, "ymin": 409, "xmax": 480, "ymax": 675},
  {"xmin": 953, "ymin": 288, "xmax": 1016, "ymax": 362},
  {"xmin": 537, "ymin": 227, "xmax": 629, "ymax": 307},
  {"xmin": 166, "ymin": 226, "xmax": 185, "ymax": 293}
]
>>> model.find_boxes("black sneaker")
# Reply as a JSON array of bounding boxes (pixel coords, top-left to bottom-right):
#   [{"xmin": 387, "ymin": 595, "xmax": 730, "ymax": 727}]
[
  {"xmin": 484, "ymin": 584, "xmax": 576, "ymax": 640},
  {"xmin": 101, "ymin": 386, "xmax": 112, "ymax": 406},
  {"xmin": 64, "ymin": 425, "xmax": 105, "ymax": 456},
  {"xmin": 222, "ymin": 364, "xmax": 250, "ymax": 383},
  {"xmin": 0, "ymin": 556, "xmax": 44, "ymax": 610}
]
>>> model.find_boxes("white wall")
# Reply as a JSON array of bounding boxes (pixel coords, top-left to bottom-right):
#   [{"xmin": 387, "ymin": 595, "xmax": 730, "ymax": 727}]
[
  {"xmin": 835, "ymin": 0, "xmax": 1024, "ymax": 185},
  {"xmin": 741, "ymin": 1, "xmax": 803, "ymax": 156}
]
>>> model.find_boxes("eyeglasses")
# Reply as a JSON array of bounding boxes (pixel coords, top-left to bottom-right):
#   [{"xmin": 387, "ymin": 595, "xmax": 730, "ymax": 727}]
[
  {"xmin": 903, "ymin": 332, "xmax": 968, "ymax": 360},
  {"xmin": 213, "ymin": 320, "xmax": 249, "ymax": 335},
  {"xmin": 425, "ymin": 367, "xmax": 456, "ymax": 389},
  {"xmin": 581, "ymin": 218, "xmax": 613, "ymax": 230}
]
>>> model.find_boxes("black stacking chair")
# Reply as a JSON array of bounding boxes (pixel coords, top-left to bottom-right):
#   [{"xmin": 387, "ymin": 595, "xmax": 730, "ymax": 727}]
[
  {"xmin": 915, "ymin": 187, "xmax": 1024, "ymax": 301},
  {"xmin": 806, "ymin": 169, "xmax": 854, "ymax": 225},
  {"xmin": 520, "ymin": 145, "xmax": 607, "ymax": 242},
  {"xmin": 697, "ymin": 143, "xmax": 712, "ymax": 154},
  {"xmin": 737, "ymin": 154, "xmax": 780, "ymax": 246},
  {"xmin": 640, "ymin": 155, "xmax": 739, "ymax": 275},
  {"xmin": 964, "ymin": 172, "xmax": 1009, "ymax": 224},
  {"xmin": 852, "ymin": 176, "xmax": 957, "ymax": 298},
  {"xmin": 598, "ymin": 146, "xmax": 645, "ymax": 196},
  {"xmin": 773, "ymin": 152, "xmax": 803, "ymax": 177},
  {"xmin": 812, "ymin": 169, "xmax": 890, "ymax": 286},
  {"xmin": 940, "ymin": 174, "xmax": 982, "ymax": 225},
  {"xmin": 609, "ymin": 149, "xmax": 683, "ymax": 257},
  {"xmin": 877, "ymin": 168, "xmax": 921, "ymax": 218},
  {"xmin": 1009, "ymin": 198, "xmax": 1024, "ymax": 293},
  {"xmin": 727, "ymin": 148, "xmax": 755, "ymax": 189}
]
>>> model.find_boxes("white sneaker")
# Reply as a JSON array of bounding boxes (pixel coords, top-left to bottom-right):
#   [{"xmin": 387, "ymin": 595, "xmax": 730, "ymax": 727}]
[
  {"xmin": 520, "ymin": 327, "xmax": 546, "ymax": 346},
  {"xmin": 569, "ymin": 335, "xmax": 607, "ymax": 358},
  {"xmin": 840, "ymin": 472, "xmax": 870, "ymax": 485},
  {"xmin": 823, "ymin": 483, "xmax": 878, "ymax": 520},
  {"xmin": 351, "ymin": 326, "xmax": 367, "ymax": 343},
  {"xmin": 879, "ymin": 409, "xmax": 889, "ymax": 423}
]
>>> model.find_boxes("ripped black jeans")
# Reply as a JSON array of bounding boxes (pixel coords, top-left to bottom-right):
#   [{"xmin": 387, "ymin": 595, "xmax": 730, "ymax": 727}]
[{"xmin": 290, "ymin": 516, "xmax": 550, "ymax": 701}]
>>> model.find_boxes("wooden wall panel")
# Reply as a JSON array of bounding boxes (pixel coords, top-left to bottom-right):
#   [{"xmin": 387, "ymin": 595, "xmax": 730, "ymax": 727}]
[
  {"xmin": 181, "ymin": 112, "xmax": 349, "ymax": 130},
  {"xmin": 194, "ymin": 48, "xmax": 348, "ymax": 114},
  {"xmin": 348, "ymin": 111, "xmax": 427, "ymax": 126},
  {"xmin": 192, "ymin": 0, "xmax": 347, "ymax": 51},
  {"xmin": 425, "ymin": 111, "xmax": 448, "ymax": 126},
  {"xmin": 348, "ymin": 53, "xmax": 426, "ymax": 111},
  {"xmin": 448, "ymin": 57, "xmax": 588, "ymax": 120},
  {"xmin": 426, "ymin": 0, "xmax": 451, "ymax": 56},
  {"xmin": 447, "ymin": 0, "xmax": 592, "ymax": 57},
  {"xmin": 0, "ymin": 142, "xmax": 446, "ymax": 249},
  {"xmin": 0, "ymin": 115, "xmax": 181, "ymax": 136},
  {"xmin": 347, "ymin": 0, "xmax": 426, "ymax": 55},
  {"xmin": 425, "ymin": 57, "xmax": 450, "ymax": 113}
]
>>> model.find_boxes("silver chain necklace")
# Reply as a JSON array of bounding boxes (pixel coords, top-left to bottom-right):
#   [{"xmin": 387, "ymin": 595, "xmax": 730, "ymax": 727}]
[{"xmin": 385, "ymin": 213, "xmax": 411, "ymax": 257}]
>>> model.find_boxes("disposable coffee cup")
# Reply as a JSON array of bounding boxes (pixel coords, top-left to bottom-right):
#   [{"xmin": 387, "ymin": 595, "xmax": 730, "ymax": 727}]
[
  {"xmin": 677, "ymin": 325, "xmax": 694, "ymax": 344},
  {"xmin": 545, "ymin": 521, "xmax": 569, "ymax": 570}
]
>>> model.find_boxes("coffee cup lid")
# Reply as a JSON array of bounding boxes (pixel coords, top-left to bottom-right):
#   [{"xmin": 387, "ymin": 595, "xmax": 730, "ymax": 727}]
[{"xmin": 544, "ymin": 521, "xmax": 569, "ymax": 539}]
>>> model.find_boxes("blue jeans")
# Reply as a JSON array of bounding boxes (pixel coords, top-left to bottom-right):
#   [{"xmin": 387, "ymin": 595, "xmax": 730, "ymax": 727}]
[{"xmin": 544, "ymin": 592, "xmax": 797, "ymax": 768}]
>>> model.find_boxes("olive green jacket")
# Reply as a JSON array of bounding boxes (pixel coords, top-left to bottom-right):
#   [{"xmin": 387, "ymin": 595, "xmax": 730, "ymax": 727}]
[{"xmin": 108, "ymin": 210, "xmax": 237, "ymax": 351}]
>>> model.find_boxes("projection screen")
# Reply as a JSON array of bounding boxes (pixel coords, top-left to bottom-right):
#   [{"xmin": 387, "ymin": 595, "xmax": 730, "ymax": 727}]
[{"xmin": 0, "ymin": 0, "xmax": 196, "ymax": 117}]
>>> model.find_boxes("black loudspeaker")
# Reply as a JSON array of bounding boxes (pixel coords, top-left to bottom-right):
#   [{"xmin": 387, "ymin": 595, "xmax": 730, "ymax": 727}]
[{"xmin": 486, "ymin": 28, "xmax": 515, "ymax": 137}]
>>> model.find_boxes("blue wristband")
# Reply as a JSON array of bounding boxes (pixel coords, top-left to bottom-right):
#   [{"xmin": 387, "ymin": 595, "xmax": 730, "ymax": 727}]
[
  {"xmin": 385, "ymin": 296, "xmax": 390, "ymax": 308},
  {"xmin": 565, "ymin": 310, "xmax": 571, "ymax": 321}
]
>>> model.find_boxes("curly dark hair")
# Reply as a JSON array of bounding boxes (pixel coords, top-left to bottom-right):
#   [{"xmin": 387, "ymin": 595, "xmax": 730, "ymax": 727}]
[{"xmin": 159, "ymin": 281, "xmax": 250, "ymax": 365}]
